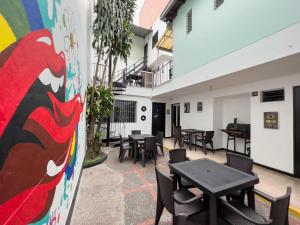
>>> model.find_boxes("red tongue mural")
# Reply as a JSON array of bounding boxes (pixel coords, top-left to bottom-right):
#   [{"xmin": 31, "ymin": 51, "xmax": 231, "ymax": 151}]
[
  {"xmin": 0, "ymin": 29, "xmax": 83, "ymax": 225},
  {"xmin": 0, "ymin": 29, "xmax": 66, "ymax": 138}
]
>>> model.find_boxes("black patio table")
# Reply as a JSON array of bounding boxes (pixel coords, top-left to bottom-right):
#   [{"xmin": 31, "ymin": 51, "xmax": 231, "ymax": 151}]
[
  {"xmin": 128, "ymin": 134, "xmax": 153, "ymax": 163},
  {"xmin": 181, "ymin": 129, "xmax": 205, "ymax": 149},
  {"xmin": 169, "ymin": 158, "xmax": 259, "ymax": 225}
]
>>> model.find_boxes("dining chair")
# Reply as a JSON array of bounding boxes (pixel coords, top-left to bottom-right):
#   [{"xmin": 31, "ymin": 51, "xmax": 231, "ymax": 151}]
[
  {"xmin": 173, "ymin": 126, "xmax": 188, "ymax": 148},
  {"xmin": 156, "ymin": 131, "xmax": 164, "ymax": 156},
  {"xmin": 220, "ymin": 187, "xmax": 292, "ymax": 225},
  {"xmin": 155, "ymin": 168, "xmax": 206, "ymax": 225},
  {"xmin": 119, "ymin": 135, "xmax": 133, "ymax": 162},
  {"xmin": 225, "ymin": 152, "xmax": 254, "ymax": 203},
  {"xmin": 194, "ymin": 131, "xmax": 214, "ymax": 154},
  {"xmin": 139, "ymin": 136, "xmax": 157, "ymax": 167},
  {"xmin": 131, "ymin": 130, "xmax": 141, "ymax": 135},
  {"xmin": 168, "ymin": 149, "xmax": 194, "ymax": 189}
]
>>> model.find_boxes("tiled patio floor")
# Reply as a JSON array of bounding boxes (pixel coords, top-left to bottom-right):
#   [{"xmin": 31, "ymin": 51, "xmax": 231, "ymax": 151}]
[{"xmin": 71, "ymin": 144, "xmax": 300, "ymax": 225}]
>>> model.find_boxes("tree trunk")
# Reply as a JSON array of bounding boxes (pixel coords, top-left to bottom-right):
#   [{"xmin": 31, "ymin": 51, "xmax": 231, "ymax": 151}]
[
  {"xmin": 90, "ymin": 40, "xmax": 103, "ymax": 107},
  {"xmin": 109, "ymin": 56, "xmax": 119, "ymax": 90},
  {"xmin": 100, "ymin": 56, "xmax": 109, "ymax": 86}
]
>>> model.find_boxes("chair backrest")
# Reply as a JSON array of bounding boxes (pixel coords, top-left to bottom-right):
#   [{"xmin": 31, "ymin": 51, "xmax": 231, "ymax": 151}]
[
  {"xmin": 144, "ymin": 137, "xmax": 157, "ymax": 153},
  {"xmin": 270, "ymin": 187, "xmax": 292, "ymax": 225},
  {"xmin": 169, "ymin": 149, "xmax": 187, "ymax": 164},
  {"xmin": 174, "ymin": 126, "xmax": 182, "ymax": 139},
  {"xmin": 155, "ymin": 168, "xmax": 175, "ymax": 214},
  {"xmin": 156, "ymin": 131, "xmax": 164, "ymax": 139},
  {"xmin": 131, "ymin": 130, "xmax": 141, "ymax": 135},
  {"xmin": 205, "ymin": 131, "xmax": 214, "ymax": 142},
  {"xmin": 156, "ymin": 131, "xmax": 164, "ymax": 144},
  {"xmin": 226, "ymin": 152, "xmax": 253, "ymax": 174}
]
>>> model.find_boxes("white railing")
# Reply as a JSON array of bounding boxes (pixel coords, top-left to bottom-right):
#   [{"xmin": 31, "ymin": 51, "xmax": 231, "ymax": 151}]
[{"xmin": 152, "ymin": 60, "xmax": 173, "ymax": 87}]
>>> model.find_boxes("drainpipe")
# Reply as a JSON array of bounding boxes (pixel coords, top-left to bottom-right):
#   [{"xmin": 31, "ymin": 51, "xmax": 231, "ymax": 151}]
[{"xmin": 106, "ymin": 54, "xmax": 112, "ymax": 146}]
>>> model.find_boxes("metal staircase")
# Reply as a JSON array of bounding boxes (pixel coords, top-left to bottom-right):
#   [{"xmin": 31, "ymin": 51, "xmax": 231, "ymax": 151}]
[{"xmin": 94, "ymin": 57, "xmax": 147, "ymax": 143}]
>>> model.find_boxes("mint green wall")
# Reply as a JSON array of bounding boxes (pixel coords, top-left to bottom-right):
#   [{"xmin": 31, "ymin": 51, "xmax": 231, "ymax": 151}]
[{"xmin": 173, "ymin": 0, "xmax": 300, "ymax": 78}]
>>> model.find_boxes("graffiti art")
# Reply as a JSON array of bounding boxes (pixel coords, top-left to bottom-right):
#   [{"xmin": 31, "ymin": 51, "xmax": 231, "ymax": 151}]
[{"xmin": 0, "ymin": 0, "xmax": 86, "ymax": 224}]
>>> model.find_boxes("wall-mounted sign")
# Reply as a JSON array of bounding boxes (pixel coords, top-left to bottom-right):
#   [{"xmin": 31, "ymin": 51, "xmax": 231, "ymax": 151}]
[
  {"xmin": 184, "ymin": 102, "xmax": 190, "ymax": 113},
  {"xmin": 264, "ymin": 112, "xmax": 279, "ymax": 129},
  {"xmin": 252, "ymin": 91, "xmax": 258, "ymax": 97},
  {"xmin": 197, "ymin": 102, "xmax": 203, "ymax": 112},
  {"xmin": 166, "ymin": 109, "xmax": 170, "ymax": 115}
]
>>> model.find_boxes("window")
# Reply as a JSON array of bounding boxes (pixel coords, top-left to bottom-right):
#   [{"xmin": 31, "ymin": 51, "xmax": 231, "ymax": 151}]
[
  {"xmin": 186, "ymin": 10, "xmax": 192, "ymax": 34},
  {"xmin": 152, "ymin": 31, "xmax": 158, "ymax": 49},
  {"xmin": 113, "ymin": 100, "xmax": 137, "ymax": 123},
  {"xmin": 261, "ymin": 89, "xmax": 285, "ymax": 102},
  {"xmin": 215, "ymin": 0, "xmax": 224, "ymax": 9}
]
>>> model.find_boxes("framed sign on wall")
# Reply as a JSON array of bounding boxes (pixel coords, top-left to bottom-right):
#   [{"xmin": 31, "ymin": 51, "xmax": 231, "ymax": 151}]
[
  {"xmin": 264, "ymin": 112, "xmax": 279, "ymax": 129},
  {"xmin": 184, "ymin": 102, "xmax": 190, "ymax": 113},
  {"xmin": 197, "ymin": 102, "xmax": 203, "ymax": 112}
]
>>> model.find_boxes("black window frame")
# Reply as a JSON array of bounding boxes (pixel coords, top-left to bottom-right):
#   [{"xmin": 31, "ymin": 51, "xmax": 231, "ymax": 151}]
[
  {"xmin": 113, "ymin": 100, "xmax": 137, "ymax": 123},
  {"xmin": 186, "ymin": 9, "xmax": 192, "ymax": 34}
]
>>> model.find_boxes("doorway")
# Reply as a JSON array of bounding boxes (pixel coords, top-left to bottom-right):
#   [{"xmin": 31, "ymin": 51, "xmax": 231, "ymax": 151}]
[
  {"xmin": 294, "ymin": 86, "xmax": 300, "ymax": 178},
  {"xmin": 171, "ymin": 103, "xmax": 180, "ymax": 137},
  {"xmin": 152, "ymin": 102, "xmax": 166, "ymax": 136}
]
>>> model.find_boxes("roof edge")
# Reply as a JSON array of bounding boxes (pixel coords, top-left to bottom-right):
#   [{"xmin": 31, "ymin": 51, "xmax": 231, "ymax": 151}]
[{"xmin": 160, "ymin": 0, "xmax": 186, "ymax": 23}]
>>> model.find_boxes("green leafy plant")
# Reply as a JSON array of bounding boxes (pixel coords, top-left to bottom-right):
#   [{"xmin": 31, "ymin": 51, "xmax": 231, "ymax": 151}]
[
  {"xmin": 86, "ymin": 84, "xmax": 113, "ymax": 158},
  {"xmin": 86, "ymin": 0, "xmax": 136, "ymax": 160}
]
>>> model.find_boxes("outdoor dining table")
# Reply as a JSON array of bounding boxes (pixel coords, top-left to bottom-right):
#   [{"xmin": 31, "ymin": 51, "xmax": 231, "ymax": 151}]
[
  {"xmin": 128, "ymin": 134, "xmax": 153, "ymax": 163},
  {"xmin": 169, "ymin": 158, "xmax": 259, "ymax": 225},
  {"xmin": 181, "ymin": 129, "xmax": 205, "ymax": 149}
]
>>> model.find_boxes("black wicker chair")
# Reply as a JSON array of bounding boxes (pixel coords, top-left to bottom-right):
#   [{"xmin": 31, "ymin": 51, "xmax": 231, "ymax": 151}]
[
  {"xmin": 131, "ymin": 130, "xmax": 141, "ymax": 135},
  {"xmin": 225, "ymin": 152, "xmax": 255, "ymax": 204},
  {"xmin": 220, "ymin": 187, "xmax": 292, "ymax": 225},
  {"xmin": 194, "ymin": 131, "xmax": 214, "ymax": 154},
  {"xmin": 174, "ymin": 126, "xmax": 188, "ymax": 148},
  {"xmin": 168, "ymin": 149, "xmax": 195, "ymax": 189},
  {"xmin": 119, "ymin": 135, "xmax": 133, "ymax": 162},
  {"xmin": 139, "ymin": 136, "xmax": 157, "ymax": 167},
  {"xmin": 156, "ymin": 131, "xmax": 164, "ymax": 156},
  {"xmin": 155, "ymin": 168, "xmax": 206, "ymax": 225}
]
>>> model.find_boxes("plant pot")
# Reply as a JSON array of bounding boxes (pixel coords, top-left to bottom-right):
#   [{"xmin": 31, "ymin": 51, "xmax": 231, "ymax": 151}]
[{"xmin": 83, "ymin": 151, "xmax": 107, "ymax": 169}]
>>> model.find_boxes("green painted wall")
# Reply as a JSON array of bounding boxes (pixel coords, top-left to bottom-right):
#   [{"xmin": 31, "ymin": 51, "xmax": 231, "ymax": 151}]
[{"xmin": 173, "ymin": 0, "xmax": 300, "ymax": 78}]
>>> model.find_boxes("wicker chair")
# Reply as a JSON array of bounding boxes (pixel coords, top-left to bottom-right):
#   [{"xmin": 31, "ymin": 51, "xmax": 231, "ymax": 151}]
[
  {"xmin": 173, "ymin": 126, "xmax": 188, "ymax": 148},
  {"xmin": 156, "ymin": 131, "xmax": 164, "ymax": 156},
  {"xmin": 119, "ymin": 135, "xmax": 133, "ymax": 162},
  {"xmin": 168, "ymin": 149, "xmax": 195, "ymax": 189},
  {"xmin": 194, "ymin": 131, "xmax": 214, "ymax": 154},
  {"xmin": 220, "ymin": 187, "xmax": 292, "ymax": 225},
  {"xmin": 155, "ymin": 168, "xmax": 206, "ymax": 225},
  {"xmin": 131, "ymin": 130, "xmax": 141, "ymax": 135},
  {"xmin": 139, "ymin": 137, "xmax": 157, "ymax": 167},
  {"xmin": 225, "ymin": 152, "xmax": 255, "ymax": 204}
]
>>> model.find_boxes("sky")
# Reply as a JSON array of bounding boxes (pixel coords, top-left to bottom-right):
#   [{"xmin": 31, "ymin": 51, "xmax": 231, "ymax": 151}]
[{"xmin": 133, "ymin": 0, "xmax": 145, "ymax": 25}]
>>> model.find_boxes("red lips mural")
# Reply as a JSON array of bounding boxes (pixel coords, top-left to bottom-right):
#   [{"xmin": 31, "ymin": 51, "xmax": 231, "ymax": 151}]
[{"xmin": 0, "ymin": 29, "xmax": 83, "ymax": 224}]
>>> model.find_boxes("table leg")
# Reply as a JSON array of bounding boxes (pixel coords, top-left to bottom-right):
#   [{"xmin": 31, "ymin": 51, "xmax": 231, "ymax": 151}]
[
  {"xmin": 209, "ymin": 196, "xmax": 218, "ymax": 225},
  {"xmin": 234, "ymin": 137, "xmax": 236, "ymax": 152},
  {"xmin": 247, "ymin": 187, "xmax": 255, "ymax": 210},
  {"xmin": 189, "ymin": 133, "xmax": 192, "ymax": 150},
  {"xmin": 133, "ymin": 141, "xmax": 138, "ymax": 163}
]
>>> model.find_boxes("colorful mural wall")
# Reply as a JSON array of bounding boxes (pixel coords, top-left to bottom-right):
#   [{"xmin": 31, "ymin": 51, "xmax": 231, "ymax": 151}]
[{"xmin": 0, "ymin": 0, "xmax": 88, "ymax": 224}]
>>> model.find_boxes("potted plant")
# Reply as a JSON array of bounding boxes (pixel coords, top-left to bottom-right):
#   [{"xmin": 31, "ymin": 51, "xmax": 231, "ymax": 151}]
[{"xmin": 84, "ymin": 0, "xmax": 135, "ymax": 167}]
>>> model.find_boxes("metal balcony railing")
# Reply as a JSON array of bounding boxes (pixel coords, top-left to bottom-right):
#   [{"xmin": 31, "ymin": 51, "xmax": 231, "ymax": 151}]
[{"xmin": 152, "ymin": 60, "xmax": 173, "ymax": 87}]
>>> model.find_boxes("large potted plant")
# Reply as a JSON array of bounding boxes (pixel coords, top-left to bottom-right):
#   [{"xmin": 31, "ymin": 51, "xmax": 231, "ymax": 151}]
[{"xmin": 85, "ymin": 0, "xmax": 135, "ymax": 167}]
